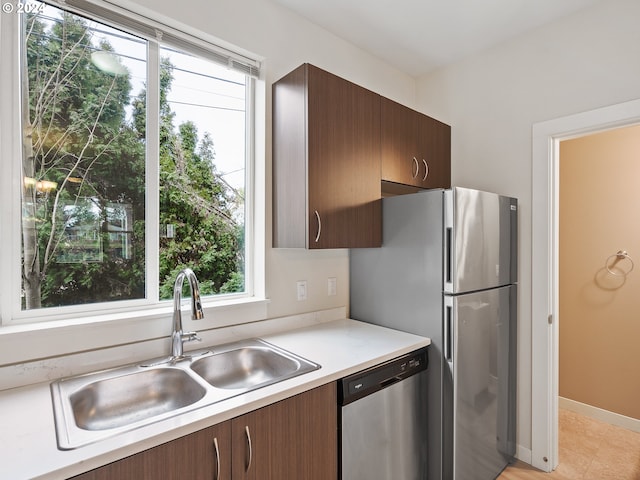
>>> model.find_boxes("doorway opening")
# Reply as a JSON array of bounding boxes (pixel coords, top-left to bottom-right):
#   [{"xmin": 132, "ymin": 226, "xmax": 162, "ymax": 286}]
[
  {"xmin": 555, "ymin": 127, "xmax": 640, "ymax": 478},
  {"xmin": 531, "ymin": 98, "xmax": 640, "ymax": 473}
]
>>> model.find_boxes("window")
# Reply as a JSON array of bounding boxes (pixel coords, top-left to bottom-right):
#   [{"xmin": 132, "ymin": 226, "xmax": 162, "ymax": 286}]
[{"xmin": 1, "ymin": 1, "xmax": 261, "ymax": 325}]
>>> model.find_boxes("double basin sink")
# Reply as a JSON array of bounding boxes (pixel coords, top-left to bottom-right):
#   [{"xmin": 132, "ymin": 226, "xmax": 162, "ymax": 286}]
[{"xmin": 50, "ymin": 338, "xmax": 320, "ymax": 449}]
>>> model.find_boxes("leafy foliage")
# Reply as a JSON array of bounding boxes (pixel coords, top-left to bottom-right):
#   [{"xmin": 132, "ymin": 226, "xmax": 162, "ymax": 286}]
[
  {"xmin": 22, "ymin": 8, "xmax": 244, "ymax": 309},
  {"xmin": 157, "ymin": 118, "xmax": 243, "ymax": 299}
]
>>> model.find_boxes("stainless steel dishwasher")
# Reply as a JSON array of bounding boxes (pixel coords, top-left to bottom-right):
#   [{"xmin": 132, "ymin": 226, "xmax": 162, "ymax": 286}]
[{"xmin": 338, "ymin": 347, "xmax": 429, "ymax": 480}]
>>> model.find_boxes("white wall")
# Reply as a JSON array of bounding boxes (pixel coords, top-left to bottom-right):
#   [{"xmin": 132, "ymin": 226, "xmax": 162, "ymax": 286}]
[
  {"xmin": 415, "ymin": 0, "xmax": 640, "ymax": 454},
  {"xmin": 120, "ymin": 0, "xmax": 417, "ymax": 319}
]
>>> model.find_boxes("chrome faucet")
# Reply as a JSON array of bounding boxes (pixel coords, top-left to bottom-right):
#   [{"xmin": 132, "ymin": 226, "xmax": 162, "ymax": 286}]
[{"xmin": 171, "ymin": 268, "xmax": 204, "ymax": 361}]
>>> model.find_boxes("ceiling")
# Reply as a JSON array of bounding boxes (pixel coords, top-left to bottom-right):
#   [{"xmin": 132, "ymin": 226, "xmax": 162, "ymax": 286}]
[{"xmin": 270, "ymin": 0, "xmax": 603, "ymax": 77}]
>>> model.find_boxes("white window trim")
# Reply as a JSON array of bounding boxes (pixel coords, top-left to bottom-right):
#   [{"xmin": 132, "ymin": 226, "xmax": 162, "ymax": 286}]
[
  {"xmin": 0, "ymin": 10, "xmax": 22, "ymax": 328},
  {"xmin": 0, "ymin": 1, "xmax": 267, "ymax": 366}
]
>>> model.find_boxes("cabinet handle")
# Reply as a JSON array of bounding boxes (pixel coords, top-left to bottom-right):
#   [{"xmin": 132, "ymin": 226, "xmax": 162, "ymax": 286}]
[
  {"xmin": 412, "ymin": 157, "xmax": 419, "ymax": 179},
  {"xmin": 314, "ymin": 210, "xmax": 322, "ymax": 243},
  {"xmin": 422, "ymin": 159, "xmax": 429, "ymax": 181},
  {"xmin": 244, "ymin": 425, "xmax": 253, "ymax": 473},
  {"xmin": 213, "ymin": 437, "xmax": 220, "ymax": 480}
]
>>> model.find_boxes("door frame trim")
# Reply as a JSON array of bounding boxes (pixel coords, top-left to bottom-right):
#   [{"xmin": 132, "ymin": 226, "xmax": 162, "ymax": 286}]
[{"xmin": 531, "ymin": 98, "xmax": 640, "ymax": 472}]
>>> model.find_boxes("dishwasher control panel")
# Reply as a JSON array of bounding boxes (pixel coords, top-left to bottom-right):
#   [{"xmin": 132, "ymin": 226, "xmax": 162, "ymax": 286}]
[{"xmin": 338, "ymin": 347, "xmax": 429, "ymax": 406}]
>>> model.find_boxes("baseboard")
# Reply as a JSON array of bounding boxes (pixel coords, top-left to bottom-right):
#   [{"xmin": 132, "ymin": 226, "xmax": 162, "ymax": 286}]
[
  {"xmin": 515, "ymin": 444, "xmax": 532, "ymax": 464},
  {"xmin": 559, "ymin": 396, "xmax": 640, "ymax": 433}
]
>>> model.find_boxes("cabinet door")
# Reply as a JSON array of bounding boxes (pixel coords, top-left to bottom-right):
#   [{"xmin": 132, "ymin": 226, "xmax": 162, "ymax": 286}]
[
  {"xmin": 70, "ymin": 422, "xmax": 232, "ymax": 480},
  {"xmin": 417, "ymin": 113, "xmax": 451, "ymax": 189},
  {"xmin": 381, "ymin": 97, "xmax": 451, "ymax": 189},
  {"xmin": 306, "ymin": 65, "xmax": 381, "ymax": 248},
  {"xmin": 381, "ymin": 96, "xmax": 421, "ymax": 187},
  {"xmin": 231, "ymin": 383, "xmax": 337, "ymax": 480}
]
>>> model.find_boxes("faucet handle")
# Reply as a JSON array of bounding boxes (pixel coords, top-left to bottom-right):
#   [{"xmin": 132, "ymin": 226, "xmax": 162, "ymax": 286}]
[{"xmin": 183, "ymin": 331, "xmax": 202, "ymax": 343}]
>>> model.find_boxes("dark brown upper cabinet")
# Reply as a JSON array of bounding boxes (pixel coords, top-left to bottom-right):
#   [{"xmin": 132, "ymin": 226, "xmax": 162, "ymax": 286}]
[
  {"xmin": 272, "ymin": 64, "xmax": 382, "ymax": 249},
  {"xmin": 380, "ymin": 96, "xmax": 451, "ymax": 191}
]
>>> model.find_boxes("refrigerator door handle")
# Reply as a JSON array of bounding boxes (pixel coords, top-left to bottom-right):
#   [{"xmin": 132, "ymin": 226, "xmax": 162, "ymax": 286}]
[
  {"xmin": 444, "ymin": 296, "xmax": 453, "ymax": 364},
  {"xmin": 444, "ymin": 227, "xmax": 453, "ymax": 287},
  {"xmin": 443, "ymin": 188, "xmax": 454, "ymax": 293}
]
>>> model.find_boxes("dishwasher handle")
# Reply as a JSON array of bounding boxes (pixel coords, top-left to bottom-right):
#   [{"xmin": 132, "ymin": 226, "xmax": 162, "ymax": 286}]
[
  {"xmin": 379, "ymin": 375, "xmax": 403, "ymax": 389},
  {"xmin": 338, "ymin": 347, "xmax": 428, "ymax": 406}
]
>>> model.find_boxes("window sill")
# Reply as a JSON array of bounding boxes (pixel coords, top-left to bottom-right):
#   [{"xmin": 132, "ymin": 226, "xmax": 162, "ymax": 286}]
[{"xmin": 0, "ymin": 296, "xmax": 270, "ymax": 367}]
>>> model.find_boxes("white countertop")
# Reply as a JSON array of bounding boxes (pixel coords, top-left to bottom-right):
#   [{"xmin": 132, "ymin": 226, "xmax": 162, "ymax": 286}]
[{"xmin": 0, "ymin": 318, "xmax": 430, "ymax": 480}]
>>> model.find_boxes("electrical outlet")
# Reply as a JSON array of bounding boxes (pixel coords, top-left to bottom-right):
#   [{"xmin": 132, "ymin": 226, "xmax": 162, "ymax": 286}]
[
  {"xmin": 327, "ymin": 277, "xmax": 337, "ymax": 296},
  {"xmin": 296, "ymin": 280, "xmax": 307, "ymax": 301}
]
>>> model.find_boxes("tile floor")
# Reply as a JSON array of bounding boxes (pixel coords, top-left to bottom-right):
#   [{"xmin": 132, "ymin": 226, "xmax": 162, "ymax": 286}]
[{"xmin": 498, "ymin": 408, "xmax": 640, "ymax": 479}]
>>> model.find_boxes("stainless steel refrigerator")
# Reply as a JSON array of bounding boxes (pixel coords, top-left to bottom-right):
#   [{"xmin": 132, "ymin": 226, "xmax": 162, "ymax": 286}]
[{"xmin": 350, "ymin": 187, "xmax": 517, "ymax": 480}]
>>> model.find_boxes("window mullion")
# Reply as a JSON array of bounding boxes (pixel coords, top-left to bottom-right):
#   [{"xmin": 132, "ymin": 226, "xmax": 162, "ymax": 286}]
[{"xmin": 146, "ymin": 40, "xmax": 160, "ymax": 304}]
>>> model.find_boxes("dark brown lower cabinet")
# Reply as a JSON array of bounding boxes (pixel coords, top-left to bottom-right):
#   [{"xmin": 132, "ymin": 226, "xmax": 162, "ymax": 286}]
[
  {"xmin": 70, "ymin": 383, "xmax": 337, "ymax": 480},
  {"xmin": 70, "ymin": 422, "xmax": 231, "ymax": 480},
  {"xmin": 231, "ymin": 382, "xmax": 336, "ymax": 480}
]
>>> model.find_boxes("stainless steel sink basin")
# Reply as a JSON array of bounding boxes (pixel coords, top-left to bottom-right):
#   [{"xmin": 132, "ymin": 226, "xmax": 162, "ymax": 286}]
[
  {"xmin": 190, "ymin": 339, "xmax": 319, "ymax": 390},
  {"xmin": 51, "ymin": 364, "xmax": 211, "ymax": 449},
  {"xmin": 69, "ymin": 368, "xmax": 206, "ymax": 431},
  {"xmin": 51, "ymin": 338, "xmax": 319, "ymax": 450}
]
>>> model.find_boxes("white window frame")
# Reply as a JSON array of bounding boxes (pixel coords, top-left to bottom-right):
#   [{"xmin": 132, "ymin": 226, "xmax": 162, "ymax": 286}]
[{"xmin": 0, "ymin": 0, "xmax": 267, "ymax": 365}]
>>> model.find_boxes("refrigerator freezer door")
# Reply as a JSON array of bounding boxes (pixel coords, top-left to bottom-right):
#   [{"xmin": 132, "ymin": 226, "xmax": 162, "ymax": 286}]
[
  {"xmin": 445, "ymin": 285, "xmax": 517, "ymax": 479},
  {"xmin": 444, "ymin": 187, "xmax": 517, "ymax": 294}
]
